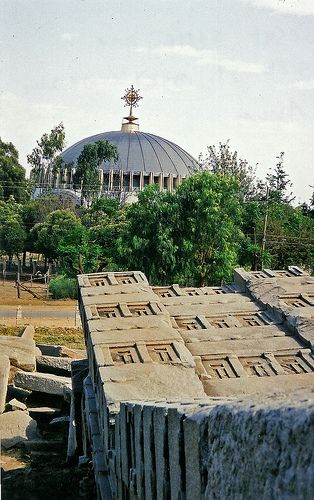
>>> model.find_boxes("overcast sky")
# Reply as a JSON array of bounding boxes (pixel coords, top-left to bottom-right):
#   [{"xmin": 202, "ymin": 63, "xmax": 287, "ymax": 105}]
[{"xmin": 1, "ymin": 0, "xmax": 313, "ymax": 203}]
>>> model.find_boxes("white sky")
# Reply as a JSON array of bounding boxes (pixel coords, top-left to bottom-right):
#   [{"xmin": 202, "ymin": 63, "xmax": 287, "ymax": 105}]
[{"xmin": 1, "ymin": 0, "xmax": 313, "ymax": 203}]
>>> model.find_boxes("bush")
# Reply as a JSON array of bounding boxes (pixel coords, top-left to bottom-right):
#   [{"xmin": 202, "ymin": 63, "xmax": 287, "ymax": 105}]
[{"xmin": 49, "ymin": 275, "xmax": 78, "ymax": 299}]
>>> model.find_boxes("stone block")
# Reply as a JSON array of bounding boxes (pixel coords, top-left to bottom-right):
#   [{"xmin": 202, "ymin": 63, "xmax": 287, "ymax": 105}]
[
  {"xmin": 183, "ymin": 407, "xmax": 210, "ymax": 500},
  {"xmin": 133, "ymin": 403, "xmax": 145, "ymax": 499},
  {"xmin": 20, "ymin": 324, "xmax": 35, "ymax": 341},
  {"xmin": 36, "ymin": 355, "xmax": 73, "ymax": 375},
  {"xmin": 0, "ymin": 410, "xmax": 38, "ymax": 449},
  {"xmin": 7, "ymin": 398, "xmax": 27, "ymax": 411},
  {"xmin": 0, "ymin": 354, "xmax": 10, "ymax": 413},
  {"xmin": 0, "ymin": 336, "xmax": 39, "ymax": 371},
  {"xmin": 37, "ymin": 344, "xmax": 86, "ymax": 358},
  {"xmin": 153, "ymin": 405, "xmax": 170, "ymax": 500},
  {"xmin": 15, "ymin": 371, "xmax": 72, "ymax": 396},
  {"xmin": 98, "ymin": 364, "xmax": 206, "ymax": 403},
  {"xmin": 143, "ymin": 405, "xmax": 157, "ymax": 500}
]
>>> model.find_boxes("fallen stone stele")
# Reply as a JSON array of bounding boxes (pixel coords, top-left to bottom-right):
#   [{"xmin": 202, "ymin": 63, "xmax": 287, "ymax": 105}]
[{"xmin": 15, "ymin": 371, "xmax": 72, "ymax": 396}]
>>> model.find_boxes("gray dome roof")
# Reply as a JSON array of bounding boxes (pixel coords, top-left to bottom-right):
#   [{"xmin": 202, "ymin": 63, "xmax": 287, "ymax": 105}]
[{"xmin": 62, "ymin": 131, "xmax": 198, "ymax": 176}]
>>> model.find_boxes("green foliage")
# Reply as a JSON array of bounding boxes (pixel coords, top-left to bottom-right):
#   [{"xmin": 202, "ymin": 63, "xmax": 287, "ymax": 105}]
[
  {"xmin": 57, "ymin": 225, "xmax": 103, "ymax": 275},
  {"xmin": 49, "ymin": 275, "xmax": 77, "ymax": 299},
  {"xmin": 31, "ymin": 209, "xmax": 81, "ymax": 260},
  {"xmin": 0, "ymin": 139, "xmax": 28, "ymax": 202},
  {"xmin": 117, "ymin": 185, "xmax": 178, "ymax": 284},
  {"xmin": 22, "ymin": 195, "xmax": 78, "ymax": 253},
  {"xmin": 175, "ymin": 172, "xmax": 243, "ymax": 285},
  {"xmin": 266, "ymin": 152, "xmax": 295, "ymax": 203},
  {"xmin": 0, "ymin": 198, "xmax": 26, "ymax": 256},
  {"xmin": 199, "ymin": 141, "xmax": 257, "ymax": 200},
  {"xmin": 73, "ymin": 140, "xmax": 118, "ymax": 205},
  {"xmin": 264, "ymin": 202, "xmax": 314, "ymax": 271},
  {"xmin": 118, "ymin": 174, "xmax": 243, "ymax": 286},
  {"xmin": 27, "ymin": 123, "xmax": 65, "ymax": 181}
]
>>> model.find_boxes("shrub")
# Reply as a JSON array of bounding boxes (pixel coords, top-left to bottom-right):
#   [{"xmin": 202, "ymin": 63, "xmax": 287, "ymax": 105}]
[{"xmin": 49, "ymin": 275, "xmax": 77, "ymax": 299}]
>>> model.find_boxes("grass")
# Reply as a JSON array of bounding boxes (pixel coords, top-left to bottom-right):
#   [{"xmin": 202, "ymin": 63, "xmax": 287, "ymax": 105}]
[{"xmin": 0, "ymin": 325, "xmax": 85, "ymax": 349}]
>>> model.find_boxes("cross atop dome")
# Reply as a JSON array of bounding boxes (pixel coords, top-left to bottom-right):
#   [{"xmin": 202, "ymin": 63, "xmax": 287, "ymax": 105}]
[{"xmin": 121, "ymin": 85, "xmax": 142, "ymax": 125}]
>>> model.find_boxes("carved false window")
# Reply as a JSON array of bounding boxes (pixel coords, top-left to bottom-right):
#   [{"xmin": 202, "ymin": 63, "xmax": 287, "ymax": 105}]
[
  {"xmin": 115, "ymin": 275, "xmax": 136, "ymax": 285},
  {"xmin": 240, "ymin": 314, "xmax": 268, "ymax": 327},
  {"xmin": 97, "ymin": 305, "xmax": 122, "ymax": 318},
  {"xmin": 128, "ymin": 303, "xmax": 153, "ymax": 316},
  {"xmin": 110, "ymin": 346, "xmax": 140, "ymax": 364},
  {"xmin": 202, "ymin": 359, "xmax": 236, "ymax": 379},
  {"xmin": 276, "ymin": 354, "xmax": 314, "ymax": 374},
  {"xmin": 209, "ymin": 318, "xmax": 230, "ymax": 329},
  {"xmin": 147, "ymin": 344, "xmax": 179, "ymax": 363},
  {"xmin": 175, "ymin": 316, "xmax": 206, "ymax": 330},
  {"xmin": 241, "ymin": 357, "xmax": 275, "ymax": 377}
]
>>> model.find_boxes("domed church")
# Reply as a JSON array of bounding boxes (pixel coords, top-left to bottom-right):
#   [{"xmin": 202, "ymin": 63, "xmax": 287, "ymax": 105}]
[{"xmin": 36, "ymin": 85, "xmax": 199, "ymax": 201}]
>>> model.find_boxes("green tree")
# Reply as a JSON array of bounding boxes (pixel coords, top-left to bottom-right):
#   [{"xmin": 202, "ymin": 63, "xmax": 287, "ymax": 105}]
[
  {"xmin": 22, "ymin": 194, "xmax": 78, "ymax": 255},
  {"xmin": 73, "ymin": 140, "xmax": 118, "ymax": 205},
  {"xmin": 175, "ymin": 172, "xmax": 243, "ymax": 286},
  {"xmin": 117, "ymin": 185, "xmax": 178, "ymax": 283},
  {"xmin": 30, "ymin": 209, "xmax": 81, "ymax": 261},
  {"xmin": 0, "ymin": 139, "xmax": 28, "ymax": 202},
  {"xmin": 262, "ymin": 202, "xmax": 314, "ymax": 272},
  {"xmin": 199, "ymin": 141, "xmax": 257, "ymax": 200},
  {"xmin": 57, "ymin": 225, "xmax": 103, "ymax": 275},
  {"xmin": 266, "ymin": 152, "xmax": 295, "ymax": 203},
  {"xmin": 27, "ymin": 123, "xmax": 66, "ymax": 183},
  {"xmin": 0, "ymin": 198, "xmax": 26, "ymax": 258}
]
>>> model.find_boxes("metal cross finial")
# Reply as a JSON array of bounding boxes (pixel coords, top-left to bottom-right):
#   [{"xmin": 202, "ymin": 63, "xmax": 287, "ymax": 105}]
[{"xmin": 121, "ymin": 85, "xmax": 142, "ymax": 122}]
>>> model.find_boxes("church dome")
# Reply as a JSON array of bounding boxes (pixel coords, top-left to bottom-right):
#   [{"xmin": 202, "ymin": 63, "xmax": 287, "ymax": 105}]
[
  {"xmin": 35, "ymin": 85, "xmax": 199, "ymax": 199},
  {"xmin": 62, "ymin": 130, "xmax": 198, "ymax": 177}
]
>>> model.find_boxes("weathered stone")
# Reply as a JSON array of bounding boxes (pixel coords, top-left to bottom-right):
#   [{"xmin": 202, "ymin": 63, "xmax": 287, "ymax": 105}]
[
  {"xmin": 15, "ymin": 371, "xmax": 71, "ymax": 396},
  {"xmin": 8, "ymin": 398, "xmax": 27, "ymax": 411},
  {"xmin": 50, "ymin": 416, "xmax": 70, "ymax": 425},
  {"xmin": 0, "ymin": 354, "xmax": 10, "ymax": 413},
  {"xmin": 0, "ymin": 410, "xmax": 38, "ymax": 449},
  {"xmin": 28, "ymin": 406, "xmax": 62, "ymax": 416},
  {"xmin": 36, "ymin": 355, "xmax": 73, "ymax": 375},
  {"xmin": 0, "ymin": 336, "xmax": 40, "ymax": 371},
  {"xmin": 37, "ymin": 344, "xmax": 86, "ymax": 359},
  {"xmin": 20, "ymin": 324, "xmax": 35, "ymax": 342}
]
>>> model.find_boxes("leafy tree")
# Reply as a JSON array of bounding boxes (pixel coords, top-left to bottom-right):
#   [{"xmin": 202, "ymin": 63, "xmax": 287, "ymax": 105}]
[
  {"xmin": 22, "ymin": 194, "xmax": 78, "ymax": 255},
  {"xmin": 261, "ymin": 202, "xmax": 314, "ymax": 272},
  {"xmin": 30, "ymin": 209, "xmax": 81, "ymax": 261},
  {"xmin": 175, "ymin": 172, "xmax": 243, "ymax": 285},
  {"xmin": 57, "ymin": 225, "xmax": 103, "ymax": 275},
  {"xmin": 27, "ymin": 123, "xmax": 65, "ymax": 182},
  {"xmin": 0, "ymin": 198, "xmax": 26, "ymax": 258},
  {"xmin": 80, "ymin": 196, "xmax": 120, "ymax": 228},
  {"xmin": 73, "ymin": 140, "xmax": 118, "ymax": 205},
  {"xmin": 117, "ymin": 185, "xmax": 178, "ymax": 284},
  {"xmin": 266, "ymin": 152, "xmax": 295, "ymax": 203},
  {"xmin": 199, "ymin": 141, "xmax": 257, "ymax": 200},
  {"xmin": 0, "ymin": 139, "xmax": 28, "ymax": 202}
]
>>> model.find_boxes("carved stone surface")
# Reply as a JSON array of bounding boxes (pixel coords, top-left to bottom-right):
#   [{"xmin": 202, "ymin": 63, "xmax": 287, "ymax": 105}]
[{"xmin": 76, "ymin": 268, "xmax": 314, "ymax": 499}]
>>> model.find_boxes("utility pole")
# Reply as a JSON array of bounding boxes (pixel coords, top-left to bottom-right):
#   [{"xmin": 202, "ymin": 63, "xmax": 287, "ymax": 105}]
[{"xmin": 260, "ymin": 186, "xmax": 269, "ymax": 270}]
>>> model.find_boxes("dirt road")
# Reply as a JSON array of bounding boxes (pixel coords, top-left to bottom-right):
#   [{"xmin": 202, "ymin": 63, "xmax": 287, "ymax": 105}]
[{"xmin": 0, "ymin": 281, "xmax": 79, "ymax": 327}]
